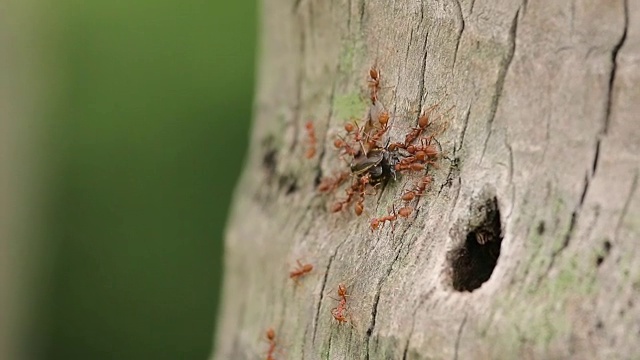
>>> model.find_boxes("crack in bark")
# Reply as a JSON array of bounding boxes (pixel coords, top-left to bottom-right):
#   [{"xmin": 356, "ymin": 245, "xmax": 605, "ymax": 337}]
[
  {"xmin": 480, "ymin": 9, "xmax": 519, "ymax": 162},
  {"xmin": 603, "ymin": 0, "xmax": 628, "ymax": 136},
  {"xmin": 401, "ymin": 339, "xmax": 410, "ymax": 360},
  {"xmin": 592, "ymin": 140, "xmax": 601, "ymax": 175},
  {"xmin": 364, "ymin": 226, "xmax": 412, "ymax": 359},
  {"xmin": 312, "ymin": 227, "xmax": 353, "ymax": 347},
  {"xmin": 294, "ymin": 215, "xmax": 321, "ymax": 356},
  {"xmin": 416, "ymin": 29, "xmax": 430, "ymax": 114},
  {"xmin": 506, "ymin": 138, "xmax": 514, "ymax": 184},
  {"xmin": 405, "ymin": 29, "xmax": 415, "ymax": 64},
  {"xmin": 507, "ymin": 183, "xmax": 516, "ymax": 221},
  {"xmin": 400, "ymin": 291, "xmax": 431, "ymax": 360},
  {"xmin": 363, "ymin": 278, "xmax": 383, "ymax": 359},
  {"xmin": 545, "ymin": 173, "xmax": 590, "ymax": 275},
  {"xmin": 359, "ymin": 0, "xmax": 366, "ymax": 26},
  {"xmin": 364, "ymin": 273, "xmax": 385, "ymax": 358},
  {"xmin": 347, "ymin": 329, "xmax": 354, "ymax": 356},
  {"xmin": 451, "ymin": 0, "xmax": 465, "ymax": 74},
  {"xmin": 446, "ymin": 176, "xmax": 463, "ymax": 222},
  {"xmin": 453, "ymin": 313, "xmax": 468, "ymax": 360},
  {"xmin": 456, "ymin": 102, "xmax": 471, "ymax": 154},
  {"xmin": 312, "ymin": 253, "xmax": 335, "ymax": 344},
  {"xmin": 398, "ymin": 212, "xmax": 423, "ymax": 262},
  {"xmin": 437, "ymin": 151, "xmax": 462, "ymax": 197},
  {"xmin": 503, "ymin": 136, "xmax": 516, "ymax": 220},
  {"xmin": 578, "ymin": 173, "xmax": 589, "ymax": 207},
  {"xmin": 594, "ymin": 0, "xmax": 628, "ymax": 175},
  {"xmin": 615, "ymin": 171, "xmax": 638, "ymax": 241},
  {"xmin": 326, "ymin": 329, "xmax": 333, "ymax": 358}
]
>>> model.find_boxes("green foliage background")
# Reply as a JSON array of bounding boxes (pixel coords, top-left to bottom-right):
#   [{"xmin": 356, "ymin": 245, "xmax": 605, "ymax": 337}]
[{"xmin": 42, "ymin": 1, "xmax": 255, "ymax": 359}]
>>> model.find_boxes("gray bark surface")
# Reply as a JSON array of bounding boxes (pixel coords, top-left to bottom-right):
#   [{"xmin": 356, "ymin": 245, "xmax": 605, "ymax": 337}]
[
  {"xmin": 214, "ymin": 0, "xmax": 640, "ymax": 359},
  {"xmin": 1, "ymin": 2, "xmax": 49, "ymax": 359}
]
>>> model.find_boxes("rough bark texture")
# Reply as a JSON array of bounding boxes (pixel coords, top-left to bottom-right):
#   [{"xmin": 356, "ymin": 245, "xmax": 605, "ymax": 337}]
[
  {"xmin": 1, "ymin": 2, "xmax": 47, "ymax": 359},
  {"xmin": 214, "ymin": 0, "xmax": 639, "ymax": 359}
]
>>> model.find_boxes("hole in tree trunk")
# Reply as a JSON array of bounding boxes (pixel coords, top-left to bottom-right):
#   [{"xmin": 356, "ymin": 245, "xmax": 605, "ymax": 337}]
[{"xmin": 448, "ymin": 191, "xmax": 502, "ymax": 292}]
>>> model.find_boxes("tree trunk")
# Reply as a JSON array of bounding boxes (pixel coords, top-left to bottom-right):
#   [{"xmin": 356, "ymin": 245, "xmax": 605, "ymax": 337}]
[
  {"xmin": 213, "ymin": 0, "xmax": 639, "ymax": 359},
  {"xmin": 1, "ymin": 1, "xmax": 49, "ymax": 359}
]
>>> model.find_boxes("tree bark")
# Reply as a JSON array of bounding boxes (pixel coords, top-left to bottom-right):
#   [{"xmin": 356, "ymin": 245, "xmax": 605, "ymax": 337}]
[
  {"xmin": 1, "ymin": 1, "xmax": 49, "ymax": 359},
  {"xmin": 213, "ymin": 0, "xmax": 639, "ymax": 359}
]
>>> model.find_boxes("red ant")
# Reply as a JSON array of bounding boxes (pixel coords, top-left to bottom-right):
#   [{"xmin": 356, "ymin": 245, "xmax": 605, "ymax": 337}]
[
  {"xmin": 404, "ymin": 138, "xmax": 441, "ymax": 170},
  {"xmin": 345, "ymin": 120, "xmax": 369, "ymax": 155},
  {"xmin": 396, "ymin": 155, "xmax": 419, "ymax": 166},
  {"xmin": 403, "ymin": 127, "xmax": 424, "ymax": 148},
  {"xmin": 367, "ymin": 66, "xmax": 395, "ymax": 105},
  {"xmin": 265, "ymin": 328, "xmax": 277, "ymax": 360},
  {"xmin": 403, "ymin": 103, "xmax": 442, "ymax": 146},
  {"xmin": 353, "ymin": 174, "xmax": 376, "ymax": 216},
  {"xmin": 304, "ymin": 121, "xmax": 317, "ymax": 159},
  {"xmin": 317, "ymin": 171, "xmax": 349, "ymax": 193},
  {"xmin": 366, "ymin": 110, "xmax": 390, "ymax": 148},
  {"xmin": 289, "ymin": 260, "xmax": 313, "ymax": 283},
  {"xmin": 354, "ymin": 196, "xmax": 365, "ymax": 216},
  {"xmin": 343, "ymin": 120, "xmax": 367, "ymax": 143},
  {"xmin": 344, "ymin": 122, "xmax": 355, "ymax": 133},
  {"xmin": 390, "ymin": 139, "xmax": 437, "ymax": 174},
  {"xmin": 401, "ymin": 176, "xmax": 432, "ymax": 201},
  {"xmin": 370, "ymin": 206, "xmax": 398, "ymax": 231},
  {"xmin": 330, "ymin": 182, "xmax": 358, "ymax": 213},
  {"xmin": 393, "ymin": 148, "xmax": 433, "ymax": 171},
  {"xmin": 413, "ymin": 150, "xmax": 428, "ymax": 162},
  {"xmin": 334, "ymin": 136, "xmax": 360, "ymax": 157},
  {"xmin": 397, "ymin": 206, "xmax": 413, "ymax": 218},
  {"xmin": 331, "ymin": 283, "xmax": 349, "ymax": 324},
  {"xmin": 370, "ymin": 205, "xmax": 414, "ymax": 231},
  {"xmin": 331, "ymin": 175, "xmax": 372, "ymax": 214},
  {"xmin": 395, "ymin": 162, "xmax": 424, "ymax": 172},
  {"xmin": 353, "ymin": 181, "xmax": 366, "ymax": 216},
  {"xmin": 407, "ymin": 137, "xmax": 439, "ymax": 157},
  {"xmin": 333, "ymin": 121, "xmax": 368, "ymax": 158},
  {"xmin": 330, "ymin": 201, "xmax": 346, "ymax": 213}
]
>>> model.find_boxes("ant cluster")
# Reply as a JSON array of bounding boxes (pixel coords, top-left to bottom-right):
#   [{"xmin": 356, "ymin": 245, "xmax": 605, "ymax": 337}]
[
  {"xmin": 264, "ymin": 328, "xmax": 277, "ymax": 360},
  {"xmin": 330, "ymin": 283, "xmax": 349, "ymax": 324},
  {"xmin": 313, "ymin": 67, "xmax": 446, "ymax": 231},
  {"xmin": 262, "ymin": 67, "xmax": 447, "ymax": 359}
]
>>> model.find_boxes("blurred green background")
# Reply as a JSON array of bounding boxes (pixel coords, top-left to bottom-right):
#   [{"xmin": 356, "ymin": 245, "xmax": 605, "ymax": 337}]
[{"xmin": 37, "ymin": 1, "xmax": 256, "ymax": 359}]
